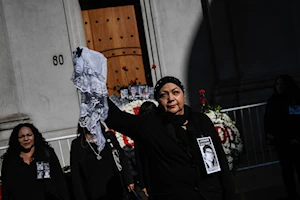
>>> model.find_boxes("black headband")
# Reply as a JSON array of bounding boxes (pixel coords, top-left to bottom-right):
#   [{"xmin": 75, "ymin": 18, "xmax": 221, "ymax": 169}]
[{"xmin": 154, "ymin": 76, "xmax": 184, "ymax": 100}]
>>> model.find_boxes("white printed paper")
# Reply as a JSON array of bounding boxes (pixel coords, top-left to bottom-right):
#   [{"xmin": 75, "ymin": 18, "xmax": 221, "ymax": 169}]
[
  {"xmin": 197, "ymin": 136, "xmax": 221, "ymax": 174},
  {"xmin": 36, "ymin": 161, "xmax": 51, "ymax": 179}
]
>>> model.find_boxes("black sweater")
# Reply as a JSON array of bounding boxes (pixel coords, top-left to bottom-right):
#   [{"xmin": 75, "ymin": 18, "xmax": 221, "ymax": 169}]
[
  {"xmin": 264, "ymin": 92, "xmax": 300, "ymax": 145},
  {"xmin": 1, "ymin": 146, "xmax": 70, "ymax": 200},
  {"xmin": 70, "ymin": 131, "xmax": 133, "ymax": 200},
  {"xmin": 105, "ymin": 100, "xmax": 238, "ymax": 200}
]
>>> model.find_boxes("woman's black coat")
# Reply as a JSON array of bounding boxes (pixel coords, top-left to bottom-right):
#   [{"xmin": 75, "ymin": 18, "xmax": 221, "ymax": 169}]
[
  {"xmin": 1, "ymin": 146, "xmax": 70, "ymax": 200},
  {"xmin": 264, "ymin": 92, "xmax": 300, "ymax": 147},
  {"xmin": 105, "ymin": 100, "xmax": 238, "ymax": 200},
  {"xmin": 70, "ymin": 131, "xmax": 133, "ymax": 200}
]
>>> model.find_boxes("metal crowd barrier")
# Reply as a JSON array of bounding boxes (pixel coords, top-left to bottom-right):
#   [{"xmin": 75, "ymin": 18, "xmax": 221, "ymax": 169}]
[
  {"xmin": 0, "ymin": 102, "xmax": 279, "ymax": 174},
  {"xmin": 221, "ymin": 102, "xmax": 279, "ymax": 171}
]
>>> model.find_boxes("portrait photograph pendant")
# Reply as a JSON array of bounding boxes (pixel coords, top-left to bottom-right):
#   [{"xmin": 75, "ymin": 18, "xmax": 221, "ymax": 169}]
[{"xmin": 86, "ymin": 139, "xmax": 102, "ymax": 160}]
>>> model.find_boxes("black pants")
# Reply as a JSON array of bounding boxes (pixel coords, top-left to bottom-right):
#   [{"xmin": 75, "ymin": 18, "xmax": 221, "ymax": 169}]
[{"xmin": 276, "ymin": 144, "xmax": 300, "ymax": 199}]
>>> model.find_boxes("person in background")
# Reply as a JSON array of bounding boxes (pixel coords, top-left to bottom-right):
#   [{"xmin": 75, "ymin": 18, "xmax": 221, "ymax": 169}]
[
  {"xmin": 135, "ymin": 101, "xmax": 157, "ymax": 199},
  {"xmin": 121, "ymin": 101, "xmax": 157, "ymax": 200},
  {"xmin": 70, "ymin": 124, "xmax": 134, "ymax": 200},
  {"xmin": 105, "ymin": 76, "xmax": 239, "ymax": 200},
  {"xmin": 122, "ymin": 143, "xmax": 138, "ymax": 200},
  {"xmin": 264, "ymin": 74, "xmax": 300, "ymax": 199},
  {"xmin": 1, "ymin": 123, "xmax": 70, "ymax": 200}
]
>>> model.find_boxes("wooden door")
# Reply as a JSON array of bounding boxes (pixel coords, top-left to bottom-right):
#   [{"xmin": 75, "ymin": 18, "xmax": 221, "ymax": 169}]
[{"xmin": 82, "ymin": 5, "xmax": 148, "ymax": 96}]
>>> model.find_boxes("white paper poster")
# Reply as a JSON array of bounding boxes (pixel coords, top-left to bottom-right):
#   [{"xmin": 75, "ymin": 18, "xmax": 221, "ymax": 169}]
[{"xmin": 197, "ymin": 136, "xmax": 221, "ymax": 174}]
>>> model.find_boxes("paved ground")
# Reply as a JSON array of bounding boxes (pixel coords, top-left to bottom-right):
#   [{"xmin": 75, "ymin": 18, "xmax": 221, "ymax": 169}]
[{"xmin": 234, "ymin": 163, "xmax": 300, "ymax": 200}]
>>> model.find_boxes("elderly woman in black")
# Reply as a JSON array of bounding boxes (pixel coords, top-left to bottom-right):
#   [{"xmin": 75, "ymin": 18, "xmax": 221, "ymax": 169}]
[
  {"xmin": 1, "ymin": 123, "xmax": 70, "ymax": 200},
  {"xmin": 105, "ymin": 76, "xmax": 238, "ymax": 200}
]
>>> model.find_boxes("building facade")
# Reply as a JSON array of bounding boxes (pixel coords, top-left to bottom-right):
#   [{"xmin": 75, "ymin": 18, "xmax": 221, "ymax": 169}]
[{"xmin": 0, "ymin": 0, "xmax": 300, "ymax": 144}]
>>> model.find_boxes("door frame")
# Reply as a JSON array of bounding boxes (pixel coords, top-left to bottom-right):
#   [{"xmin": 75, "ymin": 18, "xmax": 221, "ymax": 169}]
[
  {"xmin": 62, "ymin": 0, "xmax": 166, "ymax": 84},
  {"xmin": 80, "ymin": 0, "xmax": 153, "ymax": 86},
  {"xmin": 62, "ymin": 0, "xmax": 163, "ymax": 84}
]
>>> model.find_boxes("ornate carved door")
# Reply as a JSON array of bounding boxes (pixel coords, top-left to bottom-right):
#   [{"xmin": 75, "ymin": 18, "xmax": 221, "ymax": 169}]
[{"xmin": 82, "ymin": 4, "xmax": 150, "ymax": 96}]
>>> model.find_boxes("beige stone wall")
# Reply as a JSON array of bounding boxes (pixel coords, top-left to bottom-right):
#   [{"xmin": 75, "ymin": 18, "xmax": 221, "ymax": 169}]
[{"xmin": 0, "ymin": 0, "xmax": 81, "ymax": 142}]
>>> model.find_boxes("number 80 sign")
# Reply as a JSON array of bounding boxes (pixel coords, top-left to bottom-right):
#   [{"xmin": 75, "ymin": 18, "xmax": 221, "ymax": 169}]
[{"xmin": 53, "ymin": 55, "xmax": 64, "ymax": 66}]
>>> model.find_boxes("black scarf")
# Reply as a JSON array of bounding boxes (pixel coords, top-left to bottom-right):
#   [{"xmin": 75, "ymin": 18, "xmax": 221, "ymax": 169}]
[
  {"xmin": 162, "ymin": 105, "xmax": 196, "ymax": 162},
  {"xmin": 161, "ymin": 106, "xmax": 209, "ymax": 178}
]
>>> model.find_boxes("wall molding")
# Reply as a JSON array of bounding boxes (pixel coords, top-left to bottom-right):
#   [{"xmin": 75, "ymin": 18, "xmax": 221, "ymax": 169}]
[{"xmin": 139, "ymin": 0, "xmax": 163, "ymax": 83}]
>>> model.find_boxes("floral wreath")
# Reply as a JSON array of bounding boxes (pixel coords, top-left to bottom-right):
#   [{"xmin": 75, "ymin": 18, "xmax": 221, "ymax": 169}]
[
  {"xmin": 111, "ymin": 99, "xmax": 158, "ymax": 148},
  {"xmin": 199, "ymin": 89, "xmax": 243, "ymax": 170}
]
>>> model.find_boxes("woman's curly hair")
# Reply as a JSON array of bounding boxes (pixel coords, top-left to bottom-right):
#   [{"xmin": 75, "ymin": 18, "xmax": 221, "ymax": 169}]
[{"xmin": 6, "ymin": 123, "xmax": 50, "ymax": 156}]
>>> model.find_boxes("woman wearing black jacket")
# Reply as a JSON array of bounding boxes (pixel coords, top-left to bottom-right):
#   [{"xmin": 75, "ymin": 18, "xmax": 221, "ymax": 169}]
[
  {"xmin": 70, "ymin": 124, "xmax": 134, "ymax": 200},
  {"xmin": 1, "ymin": 123, "xmax": 70, "ymax": 200},
  {"xmin": 264, "ymin": 74, "xmax": 300, "ymax": 199},
  {"xmin": 105, "ymin": 76, "xmax": 238, "ymax": 200}
]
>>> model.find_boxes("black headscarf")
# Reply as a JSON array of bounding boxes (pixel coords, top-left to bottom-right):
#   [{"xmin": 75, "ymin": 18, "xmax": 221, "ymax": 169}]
[
  {"xmin": 155, "ymin": 76, "xmax": 189, "ymax": 144},
  {"xmin": 154, "ymin": 76, "xmax": 185, "ymax": 100}
]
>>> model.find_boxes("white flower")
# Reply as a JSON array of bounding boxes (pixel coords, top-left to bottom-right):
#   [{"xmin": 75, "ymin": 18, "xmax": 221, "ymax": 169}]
[
  {"xmin": 122, "ymin": 99, "xmax": 158, "ymax": 114},
  {"xmin": 205, "ymin": 109, "xmax": 243, "ymax": 170}
]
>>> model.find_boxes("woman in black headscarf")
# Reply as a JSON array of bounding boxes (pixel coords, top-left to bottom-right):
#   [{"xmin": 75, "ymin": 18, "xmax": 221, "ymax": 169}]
[
  {"xmin": 1, "ymin": 123, "xmax": 70, "ymax": 200},
  {"xmin": 105, "ymin": 76, "xmax": 238, "ymax": 200},
  {"xmin": 264, "ymin": 74, "xmax": 300, "ymax": 199}
]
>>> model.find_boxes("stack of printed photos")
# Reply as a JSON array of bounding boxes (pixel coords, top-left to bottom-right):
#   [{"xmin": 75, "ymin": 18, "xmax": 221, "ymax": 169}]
[{"xmin": 109, "ymin": 85, "xmax": 154, "ymax": 109}]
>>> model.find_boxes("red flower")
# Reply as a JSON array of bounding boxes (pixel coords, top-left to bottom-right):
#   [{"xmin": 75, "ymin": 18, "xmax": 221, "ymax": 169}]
[
  {"xmin": 200, "ymin": 97, "xmax": 205, "ymax": 105},
  {"xmin": 199, "ymin": 89, "xmax": 205, "ymax": 95},
  {"xmin": 215, "ymin": 126, "xmax": 228, "ymax": 144},
  {"xmin": 116, "ymin": 79, "xmax": 119, "ymax": 82},
  {"xmin": 152, "ymin": 64, "xmax": 157, "ymax": 69},
  {"xmin": 130, "ymin": 80, "xmax": 134, "ymax": 85},
  {"xmin": 123, "ymin": 135, "xmax": 134, "ymax": 147},
  {"xmin": 133, "ymin": 106, "xmax": 140, "ymax": 115},
  {"xmin": 135, "ymin": 78, "xmax": 138, "ymax": 80}
]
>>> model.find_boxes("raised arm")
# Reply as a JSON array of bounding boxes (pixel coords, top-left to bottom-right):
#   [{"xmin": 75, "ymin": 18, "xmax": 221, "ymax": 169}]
[{"xmin": 105, "ymin": 98, "xmax": 139, "ymax": 139}]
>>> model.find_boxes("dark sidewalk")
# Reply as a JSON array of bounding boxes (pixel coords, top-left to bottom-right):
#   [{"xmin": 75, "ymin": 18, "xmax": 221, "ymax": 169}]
[{"xmin": 234, "ymin": 163, "xmax": 299, "ymax": 200}]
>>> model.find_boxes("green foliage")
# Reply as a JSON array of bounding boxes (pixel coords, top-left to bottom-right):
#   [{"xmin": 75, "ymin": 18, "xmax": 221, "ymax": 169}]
[{"xmin": 204, "ymin": 104, "xmax": 222, "ymax": 113}]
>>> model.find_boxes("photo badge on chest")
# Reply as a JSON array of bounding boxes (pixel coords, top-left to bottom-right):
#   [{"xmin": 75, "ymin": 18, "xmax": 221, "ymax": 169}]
[
  {"xmin": 289, "ymin": 105, "xmax": 300, "ymax": 115},
  {"xmin": 197, "ymin": 136, "xmax": 221, "ymax": 174},
  {"xmin": 36, "ymin": 161, "xmax": 51, "ymax": 179}
]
